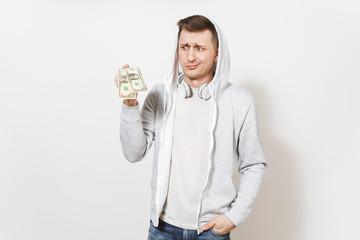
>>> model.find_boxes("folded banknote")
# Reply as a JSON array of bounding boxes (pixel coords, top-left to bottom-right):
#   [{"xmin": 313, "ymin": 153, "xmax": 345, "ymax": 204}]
[{"xmin": 118, "ymin": 67, "xmax": 148, "ymax": 99}]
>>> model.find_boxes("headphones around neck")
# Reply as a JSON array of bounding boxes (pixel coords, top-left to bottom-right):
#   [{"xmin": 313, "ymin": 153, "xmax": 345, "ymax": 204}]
[{"xmin": 177, "ymin": 75, "xmax": 212, "ymax": 100}]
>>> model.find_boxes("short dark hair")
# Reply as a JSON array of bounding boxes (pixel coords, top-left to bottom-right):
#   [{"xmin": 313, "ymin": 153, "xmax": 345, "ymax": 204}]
[{"xmin": 177, "ymin": 15, "xmax": 219, "ymax": 48}]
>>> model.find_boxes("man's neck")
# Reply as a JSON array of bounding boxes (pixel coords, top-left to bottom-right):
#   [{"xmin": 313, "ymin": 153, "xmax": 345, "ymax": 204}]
[{"xmin": 184, "ymin": 74, "xmax": 214, "ymax": 88}]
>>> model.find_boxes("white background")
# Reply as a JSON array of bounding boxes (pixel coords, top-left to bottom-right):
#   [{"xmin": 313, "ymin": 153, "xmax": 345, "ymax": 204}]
[{"xmin": 1, "ymin": 0, "xmax": 359, "ymax": 239}]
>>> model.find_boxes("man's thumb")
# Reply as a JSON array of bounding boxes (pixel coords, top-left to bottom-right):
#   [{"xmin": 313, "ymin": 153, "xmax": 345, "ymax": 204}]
[{"xmin": 201, "ymin": 220, "xmax": 215, "ymax": 231}]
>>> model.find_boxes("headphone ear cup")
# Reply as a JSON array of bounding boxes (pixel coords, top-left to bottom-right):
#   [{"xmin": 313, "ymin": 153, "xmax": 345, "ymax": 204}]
[
  {"xmin": 198, "ymin": 84, "xmax": 211, "ymax": 100},
  {"xmin": 182, "ymin": 80, "xmax": 192, "ymax": 98}
]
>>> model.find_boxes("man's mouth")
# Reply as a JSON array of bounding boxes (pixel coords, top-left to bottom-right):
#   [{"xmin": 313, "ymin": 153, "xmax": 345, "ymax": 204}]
[{"xmin": 186, "ymin": 64, "xmax": 199, "ymax": 70}]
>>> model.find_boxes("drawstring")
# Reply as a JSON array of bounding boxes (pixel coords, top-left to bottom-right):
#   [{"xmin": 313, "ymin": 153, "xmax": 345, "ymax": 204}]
[{"xmin": 208, "ymin": 85, "xmax": 216, "ymax": 134}]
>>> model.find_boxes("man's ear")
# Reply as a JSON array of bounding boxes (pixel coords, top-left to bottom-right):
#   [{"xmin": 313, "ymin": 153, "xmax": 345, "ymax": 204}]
[{"xmin": 215, "ymin": 48, "xmax": 218, "ymax": 62}]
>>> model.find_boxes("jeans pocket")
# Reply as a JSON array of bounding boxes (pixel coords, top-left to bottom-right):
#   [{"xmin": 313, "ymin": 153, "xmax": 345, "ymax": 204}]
[
  {"xmin": 210, "ymin": 228, "xmax": 230, "ymax": 238},
  {"xmin": 149, "ymin": 220, "xmax": 156, "ymax": 234}
]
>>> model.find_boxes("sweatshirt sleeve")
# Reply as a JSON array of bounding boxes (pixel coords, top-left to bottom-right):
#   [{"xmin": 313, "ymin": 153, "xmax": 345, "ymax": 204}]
[
  {"xmin": 224, "ymin": 97, "xmax": 267, "ymax": 227},
  {"xmin": 119, "ymin": 86, "xmax": 157, "ymax": 163}
]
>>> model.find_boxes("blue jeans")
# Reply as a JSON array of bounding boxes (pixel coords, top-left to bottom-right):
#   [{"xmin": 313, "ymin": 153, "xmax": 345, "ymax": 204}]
[{"xmin": 147, "ymin": 218, "xmax": 231, "ymax": 240}]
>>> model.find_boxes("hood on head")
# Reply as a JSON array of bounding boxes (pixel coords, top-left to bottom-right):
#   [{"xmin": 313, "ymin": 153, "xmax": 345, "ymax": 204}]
[{"xmin": 163, "ymin": 15, "xmax": 230, "ymax": 100}]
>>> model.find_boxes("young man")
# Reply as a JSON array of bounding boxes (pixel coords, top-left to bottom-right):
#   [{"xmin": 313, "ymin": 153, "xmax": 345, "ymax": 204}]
[{"xmin": 115, "ymin": 15, "xmax": 267, "ymax": 240}]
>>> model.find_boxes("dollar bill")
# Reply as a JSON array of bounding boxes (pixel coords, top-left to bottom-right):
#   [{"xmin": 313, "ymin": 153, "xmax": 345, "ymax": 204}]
[
  {"xmin": 118, "ymin": 67, "xmax": 148, "ymax": 99},
  {"xmin": 118, "ymin": 68, "xmax": 136, "ymax": 99},
  {"xmin": 127, "ymin": 68, "xmax": 148, "ymax": 92}
]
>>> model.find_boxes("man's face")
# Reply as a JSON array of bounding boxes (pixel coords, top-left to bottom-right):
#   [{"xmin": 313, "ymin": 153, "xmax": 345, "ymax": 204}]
[{"xmin": 178, "ymin": 29, "xmax": 218, "ymax": 83}]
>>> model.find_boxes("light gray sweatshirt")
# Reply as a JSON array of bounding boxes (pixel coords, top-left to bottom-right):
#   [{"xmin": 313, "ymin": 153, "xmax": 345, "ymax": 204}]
[{"xmin": 119, "ymin": 16, "xmax": 267, "ymax": 235}]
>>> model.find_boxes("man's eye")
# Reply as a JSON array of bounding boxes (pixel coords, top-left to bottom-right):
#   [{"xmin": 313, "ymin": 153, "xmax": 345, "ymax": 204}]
[
  {"xmin": 197, "ymin": 47, "xmax": 203, "ymax": 51},
  {"xmin": 181, "ymin": 46, "xmax": 188, "ymax": 50}
]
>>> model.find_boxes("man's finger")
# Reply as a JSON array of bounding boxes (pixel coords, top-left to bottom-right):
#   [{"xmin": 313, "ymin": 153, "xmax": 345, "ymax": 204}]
[{"xmin": 201, "ymin": 220, "xmax": 216, "ymax": 231}]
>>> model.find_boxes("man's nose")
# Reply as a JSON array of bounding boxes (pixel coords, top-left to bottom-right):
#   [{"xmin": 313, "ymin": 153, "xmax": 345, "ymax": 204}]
[{"xmin": 187, "ymin": 48, "xmax": 196, "ymax": 62}]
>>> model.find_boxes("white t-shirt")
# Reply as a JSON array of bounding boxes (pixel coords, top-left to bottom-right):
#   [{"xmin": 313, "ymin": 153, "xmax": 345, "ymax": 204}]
[{"xmin": 160, "ymin": 86, "xmax": 212, "ymax": 229}]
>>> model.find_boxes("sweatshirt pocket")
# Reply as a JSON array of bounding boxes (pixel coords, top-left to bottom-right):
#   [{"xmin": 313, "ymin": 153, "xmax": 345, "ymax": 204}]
[{"xmin": 201, "ymin": 171, "xmax": 237, "ymax": 215}]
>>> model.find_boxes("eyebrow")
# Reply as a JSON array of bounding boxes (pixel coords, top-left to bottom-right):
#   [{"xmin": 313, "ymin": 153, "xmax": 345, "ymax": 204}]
[
  {"xmin": 195, "ymin": 42, "xmax": 205, "ymax": 47},
  {"xmin": 179, "ymin": 42, "xmax": 206, "ymax": 48}
]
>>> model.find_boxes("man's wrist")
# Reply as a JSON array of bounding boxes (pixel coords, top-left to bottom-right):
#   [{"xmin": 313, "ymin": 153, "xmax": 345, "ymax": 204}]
[{"xmin": 123, "ymin": 99, "xmax": 138, "ymax": 106}]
